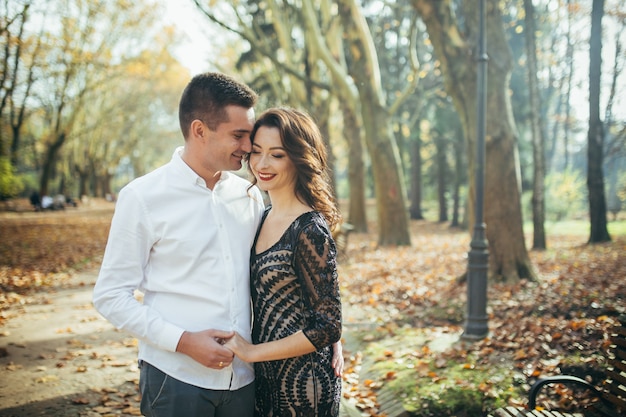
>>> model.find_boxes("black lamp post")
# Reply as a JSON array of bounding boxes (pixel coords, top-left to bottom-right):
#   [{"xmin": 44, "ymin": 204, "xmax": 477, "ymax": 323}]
[{"xmin": 462, "ymin": 0, "xmax": 489, "ymax": 340}]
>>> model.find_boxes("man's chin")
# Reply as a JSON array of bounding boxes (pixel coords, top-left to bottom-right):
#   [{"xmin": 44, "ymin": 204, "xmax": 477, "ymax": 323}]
[{"xmin": 230, "ymin": 161, "xmax": 243, "ymax": 172}]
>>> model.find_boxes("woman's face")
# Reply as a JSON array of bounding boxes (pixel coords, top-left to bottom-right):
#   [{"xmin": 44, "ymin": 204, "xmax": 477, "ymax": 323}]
[{"xmin": 249, "ymin": 126, "xmax": 297, "ymax": 194}]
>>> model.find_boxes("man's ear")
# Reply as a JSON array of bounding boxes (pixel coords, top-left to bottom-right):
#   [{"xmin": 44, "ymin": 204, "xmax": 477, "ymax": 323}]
[{"xmin": 190, "ymin": 119, "xmax": 206, "ymax": 140}]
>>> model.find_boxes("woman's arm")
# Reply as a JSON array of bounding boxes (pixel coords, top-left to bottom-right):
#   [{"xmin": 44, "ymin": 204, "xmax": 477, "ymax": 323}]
[
  {"xmin": 225, "ymin": 330, "xmax": 315, "ymax": 362},
  {"xmin": 293, "ymin": 219, "xmax": 342, "ymax": 348}
]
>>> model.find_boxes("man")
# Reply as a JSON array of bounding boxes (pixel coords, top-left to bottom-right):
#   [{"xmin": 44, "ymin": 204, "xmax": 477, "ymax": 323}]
[{"xmin": 93, "ymin": 72, "xmax": 264, "ymax": 416}]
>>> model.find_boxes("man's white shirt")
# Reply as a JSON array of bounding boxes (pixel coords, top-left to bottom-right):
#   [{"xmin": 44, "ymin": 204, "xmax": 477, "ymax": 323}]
[{"xmin": 93, "ymin": 147, "xmax": 264, "ymax": 390}]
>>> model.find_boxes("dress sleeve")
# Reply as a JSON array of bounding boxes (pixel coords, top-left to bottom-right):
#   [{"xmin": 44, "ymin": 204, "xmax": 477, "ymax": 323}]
[{"xmin": 294, "ymin": 218, "xmax": 342, "ymax": 350}]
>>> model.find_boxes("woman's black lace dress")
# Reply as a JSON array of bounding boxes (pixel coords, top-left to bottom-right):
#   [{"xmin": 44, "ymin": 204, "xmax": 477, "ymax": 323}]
[{"xmin": 250, "ymin": 210, "xmax": 342, "ymax": 417}]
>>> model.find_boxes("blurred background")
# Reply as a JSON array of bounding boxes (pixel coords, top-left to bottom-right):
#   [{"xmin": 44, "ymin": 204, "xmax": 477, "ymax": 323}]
[{"xmin": 1, "ymin": 0, "xmax": 624, "ymax": 273}]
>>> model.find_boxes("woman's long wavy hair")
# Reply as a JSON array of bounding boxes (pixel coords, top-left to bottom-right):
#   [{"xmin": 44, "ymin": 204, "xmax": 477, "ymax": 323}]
[{"xmin": 248, "ymin": 107, "xmax": 341, "ymax": 231}]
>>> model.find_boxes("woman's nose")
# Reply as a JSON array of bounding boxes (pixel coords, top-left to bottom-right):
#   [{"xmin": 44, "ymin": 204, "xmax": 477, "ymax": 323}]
[{"xmin": 256, "ymin": 154, "xmax": 269, "ymax": 168}]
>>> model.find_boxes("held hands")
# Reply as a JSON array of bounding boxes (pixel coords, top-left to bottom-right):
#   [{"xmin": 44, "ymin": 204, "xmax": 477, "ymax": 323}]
[
  {"xmin": 176, "ymin": 329, "xmax": 235, "ymax": 369},
  {"xmin": 223, "ymin": 332, "xmax": 255, "ymax": 363},
  {"xmin": 222, "ymin": 331, "xmax": 344, "ymax": 377}
]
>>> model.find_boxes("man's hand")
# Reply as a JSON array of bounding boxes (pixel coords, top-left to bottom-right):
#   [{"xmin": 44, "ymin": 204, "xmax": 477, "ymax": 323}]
[{"xmin": 176, "ymin": 329, "xmax": 235, "ymax": 369}]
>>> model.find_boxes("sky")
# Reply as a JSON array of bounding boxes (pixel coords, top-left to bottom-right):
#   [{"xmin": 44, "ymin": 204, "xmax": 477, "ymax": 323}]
[{"xmin": 162, "ymin": 0, "xmax": 217, "ymax": 75}]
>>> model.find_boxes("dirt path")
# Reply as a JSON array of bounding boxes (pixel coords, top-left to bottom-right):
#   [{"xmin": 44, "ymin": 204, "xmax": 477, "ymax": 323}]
[
  {"xmin": 0, "ymin": 269, "xmax": 365, "ymax": 417},
  {"xmin": 0, "ymin": 270, "xmax": 141, "ymax": 417}
]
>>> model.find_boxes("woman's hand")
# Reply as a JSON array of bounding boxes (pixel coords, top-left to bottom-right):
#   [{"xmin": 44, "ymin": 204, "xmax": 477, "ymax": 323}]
[
  {"xmin": 331, "ymin": 341, "xmax": 344, "ymax": 377},
  {"xmin": 223, "ymin": 332, "xmax": 255, "ymax": 362}
]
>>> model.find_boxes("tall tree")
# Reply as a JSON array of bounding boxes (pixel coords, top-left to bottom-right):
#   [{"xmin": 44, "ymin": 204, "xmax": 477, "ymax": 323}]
[
  {"xmin": 195, "ymin": 0, "xmax": 417, "ymax": 245},
  {"xmin": 587, "ymin": 0, "xmax": 611, "ymax": 243},
  {"xmin": 0, "ymin": 0, "xmax": 38, "ymax": 166},
  {"xmin": 193, "ymin": 0, "xmax": 368, "ymax": 232},
  {"xmin": 523, "ymin": 0, "xmax": 546, "ymax": 250},
  {"xmin": 412, "ymin": 0, "xmax": 536, "ymax": 282},
  {"xmin": 35, "ymin": 0, "xmax": 159, "ymax": 196},
  {"xmin": 335, "ymin": 0, "xmax": 412, "ymax": 245}
]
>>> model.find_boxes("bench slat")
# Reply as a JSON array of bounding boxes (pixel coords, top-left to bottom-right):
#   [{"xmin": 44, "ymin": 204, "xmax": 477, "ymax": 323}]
[
  {"xmin": 602, "ymin": 388, "xmax": 626, "ymax": 409},
  {"xmin": 487, "ymin": 406, "xmax": 581, "ymax": 417},
  {"xmin": 613, "ymin": 337, "xmax": 626, "ymax": 349},
  {"xmin": 613, "ymin": 346, "xmax": 626, "ymax": 362},
  {"xmin": 489, "ymin": 406, "xmax": 532, "ymax": 416},
  {"xmin": 605, "ymin": 368, "xmax": 626, "ymax": 389},
  {"xmin": 612, "ymin": 325, "xmax": 626, "ymax": 337},
  {"xmin": 609, "ymin": 356, "xmax": 626, "ymax": 374}
]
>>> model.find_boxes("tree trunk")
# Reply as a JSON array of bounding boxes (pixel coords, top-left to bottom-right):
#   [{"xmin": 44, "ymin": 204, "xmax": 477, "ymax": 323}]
[
  {"xmin": 563, "ymin": 0, "xmax": 575, "ymax": 171},
  {"xmin": 523, "ymin": 0, "xmax": 546, "ymax": 250},
  {"xmin": 77, "ymin": 171, "xmax": 88, "ymax": 199},
  {"xmin": 435, "ymin": 136, "xmax": 448, "ymax": 222},
  {"xmin": 338, "ymin": 0, "xmax": 411, "ymax": 246},
  {"xmin": 409, "ymin": 130, "xmax": 425, "ymax": 220},
  {"xmin": 413, "ymin": 0, "xmax": 535, "ymax": 282},
  {"xmin": 450, "ymin": 124, "xmax": 465, "ymax": 228},
  {"xmin": 587, "ymin": 0, "xmax": 611, "ymax": 243},
  {"xmin": 39, "ymin": 132, "xmax": 65, "ymax": 197},
  {"xmin": 317, "ymin": 108, "xmax": 339, "ymax": 198},
  {"xmin": 343, "ymin": 106, "xmax": 368, "ymax": 232}
]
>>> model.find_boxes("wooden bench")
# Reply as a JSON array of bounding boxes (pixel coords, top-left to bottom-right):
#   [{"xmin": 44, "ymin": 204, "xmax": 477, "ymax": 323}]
[
  {"xmin": 489, "ymin": 315, "xmax": 626, "ymax": 417},
  {"xmin": 332, "ymin": 222, "xmax": 354, "ymax": 259}
]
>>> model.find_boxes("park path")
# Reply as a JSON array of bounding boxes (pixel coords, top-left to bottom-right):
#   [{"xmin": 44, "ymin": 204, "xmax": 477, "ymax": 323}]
[
  {"xmin": 0, "ymin": 269, "xmax": 141, "ymax": 417},
  {"xmin": 0, "ymin": 269, "xmax": 364, "ymax": 417}
]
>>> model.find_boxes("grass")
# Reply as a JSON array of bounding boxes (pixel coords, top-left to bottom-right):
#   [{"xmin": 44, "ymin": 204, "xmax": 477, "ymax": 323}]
[
  {"xmin": 524, "ymin": 219, "xmax": 626, "ymax": 236},
  {"xmin": 352, "ymin": 327, "xmax": 519, "ymax": 417}
]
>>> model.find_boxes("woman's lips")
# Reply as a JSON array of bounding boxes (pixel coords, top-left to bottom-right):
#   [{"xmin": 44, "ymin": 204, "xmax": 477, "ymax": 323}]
[{"xmin": 257, "ymin": 173, "xmax": 276, "ymax": 181}]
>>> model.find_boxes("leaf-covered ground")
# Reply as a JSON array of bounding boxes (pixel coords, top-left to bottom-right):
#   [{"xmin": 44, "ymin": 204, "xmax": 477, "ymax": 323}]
[
  {"xmin": 0, "ymin": 200, "xmax": 111, "ymax": 314},
  {"xmin": 1, "ymin": 200, "xmax": 624, "ymax": 416},
  {"xmin": 339, "ymin": 221, "xmax": 625, "ymax": 416}
]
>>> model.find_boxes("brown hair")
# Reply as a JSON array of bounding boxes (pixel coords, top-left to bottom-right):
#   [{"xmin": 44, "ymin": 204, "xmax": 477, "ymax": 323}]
[
  {"xmin": 249, "ymin": 107, "xmax": 341, "ymax": 231},
  {"xmin": 178, "ymin": 72, "xmax": 257, "ymax": 138}
]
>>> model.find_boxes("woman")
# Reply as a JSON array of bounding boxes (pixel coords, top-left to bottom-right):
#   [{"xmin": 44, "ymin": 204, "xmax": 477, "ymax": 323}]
[{"xmin": 225, "ymin": 107, "xmax": 342, "ymax": 416}]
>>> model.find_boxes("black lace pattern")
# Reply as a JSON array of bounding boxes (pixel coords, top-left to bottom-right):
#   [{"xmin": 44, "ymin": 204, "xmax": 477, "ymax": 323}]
[{"xmin": 251, "ymin": 210, "xmax": 342, "ymax": 417}]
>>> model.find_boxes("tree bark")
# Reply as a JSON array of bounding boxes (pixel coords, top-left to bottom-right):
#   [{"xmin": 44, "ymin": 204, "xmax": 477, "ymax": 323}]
[
  {"xmin": 337, "ymin": 0, "xmax": 411, "ymax": 246},
  {"xmin": 523, "ymin": 0, "xmax": 546, "ymax": 250},
  {"xmin": 435, "ymin": 135, "xmax": 448, "ymax": 222},
  {"xmin": 587, "ymin": 0, "xmax": 611, "ymax": 243},
  {"xmin": 39, "ymin": 132, "xmax": 65, "ymax": 197},
  {"xmin": 413, "ymin": 0, "xmax": 535, "ymax": 282},
  {"xmin": 409, "ymin": 130, "xmax": 425, "ymax": 220},
  {"xmin": 343, "ymin": 106, "xmax": 368, "ymax": 232},
  {"xmin": 450, "ymin": 124, "xmax": 465, "ymax": 228}
]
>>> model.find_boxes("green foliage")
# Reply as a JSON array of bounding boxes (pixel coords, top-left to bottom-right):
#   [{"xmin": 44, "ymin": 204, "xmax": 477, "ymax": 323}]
[
  {"xmin": 360, "ymin": 328, "xmax": 520, "ymax": 417},
  {"xmin": 617, "ymin": 172, "xmax": 626, "ymax": 203},
  {"xmin": 0, "ymin": 158, "xmax": 24, "ymax": 199},
  {"xmin": 608, "ymin": 171, "xmax": 626, "ymax": 217},
  {"xmin": 544, "ymin": 170, "xmax": 586, "ymax": 221}
]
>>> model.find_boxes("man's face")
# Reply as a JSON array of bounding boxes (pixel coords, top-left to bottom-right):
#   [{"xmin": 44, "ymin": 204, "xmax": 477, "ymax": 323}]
[{"xmin": 202, "ymin": 105, "xmax": 255, "ymax": 174}]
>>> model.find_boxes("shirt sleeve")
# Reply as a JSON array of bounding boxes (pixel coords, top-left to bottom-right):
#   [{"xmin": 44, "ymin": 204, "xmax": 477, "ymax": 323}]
[
  {"xmin": 294, "ymin": 218, "xmax": 342, "ymax": 349},
  {"xmin": 92, "ymin": 186, "xmax": 184, "ymax": 352}
]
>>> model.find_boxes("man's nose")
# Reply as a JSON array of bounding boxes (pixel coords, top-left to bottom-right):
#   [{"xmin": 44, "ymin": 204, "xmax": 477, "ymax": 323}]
[{"xmin": 241, "ymin": 136, "xmax": 252, "ymax": 153}]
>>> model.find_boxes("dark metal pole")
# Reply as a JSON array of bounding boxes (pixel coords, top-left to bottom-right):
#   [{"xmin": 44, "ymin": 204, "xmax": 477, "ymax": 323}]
[{"xmin": 462, "ymin": 0, "xmax": 489, "ymax": 340}]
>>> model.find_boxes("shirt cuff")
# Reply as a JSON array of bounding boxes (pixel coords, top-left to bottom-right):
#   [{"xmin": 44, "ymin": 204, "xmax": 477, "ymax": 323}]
[{"xmin": 156, "ymin": 322, "xmax": 186, "ymax": 352}]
